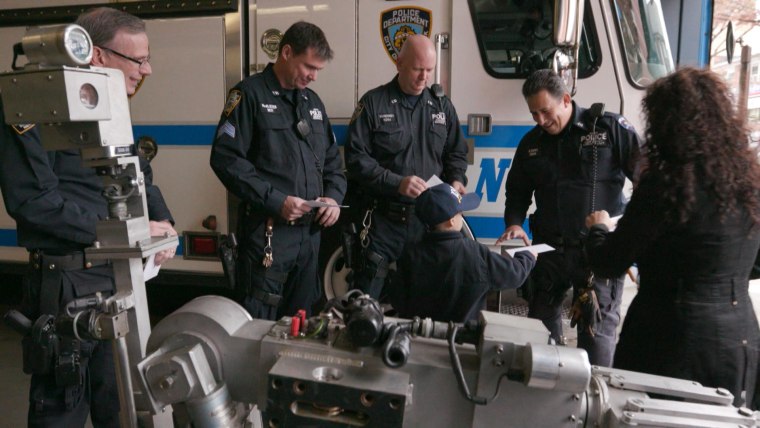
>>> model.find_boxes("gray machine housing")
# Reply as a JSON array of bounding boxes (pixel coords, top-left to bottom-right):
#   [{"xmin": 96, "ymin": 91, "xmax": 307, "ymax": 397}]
[{"xmin": 139, "ymin": 296, "xmax": 759, "ymax": 427}]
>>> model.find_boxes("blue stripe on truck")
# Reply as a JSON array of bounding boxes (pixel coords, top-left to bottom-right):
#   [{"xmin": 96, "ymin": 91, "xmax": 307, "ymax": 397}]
[
  {"xmin": 0, "ymin": 229, "xmax": 17, "ymax": 246},
  {"xmin": 0, "ymin": 124, "xmax": 533, "ymax": 247},
  {"xmin": 131, "ymin": 124, "xmax": 531, "ymax": 148}
]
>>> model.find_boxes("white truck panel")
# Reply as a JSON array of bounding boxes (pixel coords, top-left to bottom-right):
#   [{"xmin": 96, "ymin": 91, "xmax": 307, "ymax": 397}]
[
  {"xmin": 252, "ymin": 0, "xmax": 356, "ymax": 118},
  {"xmin": 358, "ymin": 0, "xmax": 451, "ymax": 99}
]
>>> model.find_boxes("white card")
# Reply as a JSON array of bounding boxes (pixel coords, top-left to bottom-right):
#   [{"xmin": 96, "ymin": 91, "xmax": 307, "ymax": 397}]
[
  {"xmin": 505, "ymin": 243, "xmax": 555, "ymax": 257},
  {"xmin": 425, "ymin": 174, "xmax": 444, "ymax": 187},
  {"xmin": 305, "ymin": 200, "xmax": 348, "ymax": 208},
  {"xmin": 143, "ymin": 254, "xmax": 161, "ymax": 281}
]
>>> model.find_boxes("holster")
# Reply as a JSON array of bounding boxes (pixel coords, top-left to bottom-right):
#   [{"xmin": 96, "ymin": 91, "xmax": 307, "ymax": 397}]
[
  {"xmin": 341, "ymin": 223, "xmax": 359, "ymax": 269},
  {"xmin": 219, "ymin": 233, "xmax": 238, "ymax": 290},
  {"xmin": 55, "ymin": 337, "xmax": 82, "ymax": 387},
  {"xmin": 21, "ymin": 314, "xmax": 56, "ymax": 376}
]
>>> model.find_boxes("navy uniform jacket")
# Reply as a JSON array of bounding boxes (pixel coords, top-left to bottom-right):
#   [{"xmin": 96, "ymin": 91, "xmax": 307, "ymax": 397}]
[
  {"xmin": 0, "ymin": 100, "xmax": 173, "ymax": 252},
  {"xmin": 391, "ymin": 231, "xmax": 536, "ymax": 322},
  {"xmin": 210, "ymin": 63, "xmax": 346, "ymax": 219},
  {"xmin": 504, "ymin": 102, "xmax": 640, "ymax": 241},
  {"xmin": 345, "ymin": 77, "xmax": 468, "ymax": 203}
]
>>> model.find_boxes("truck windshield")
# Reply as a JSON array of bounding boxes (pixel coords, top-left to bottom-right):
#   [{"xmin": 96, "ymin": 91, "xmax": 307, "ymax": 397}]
[
  {"xmin": 612, "ymin": 0, "xmax": 674, "ymax": 86},
  {"xmin": 468, "ymin": 0, "xmax": 601, "ymax": 79}
]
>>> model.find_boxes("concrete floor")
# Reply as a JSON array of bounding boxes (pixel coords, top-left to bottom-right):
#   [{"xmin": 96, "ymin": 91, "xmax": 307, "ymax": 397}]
[
  {"xmin": 0, "ymin": 306, "xmax": 30, "ymax": 428},
  {"xmin": 0, "ymin": 277, "xmax": 639, "ymax": 427}
]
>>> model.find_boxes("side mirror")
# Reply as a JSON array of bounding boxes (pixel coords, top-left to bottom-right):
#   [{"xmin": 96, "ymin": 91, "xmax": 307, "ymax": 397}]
[{"xmin": 553, "ymin": 0, "xmax": 584, "ymax": 47}]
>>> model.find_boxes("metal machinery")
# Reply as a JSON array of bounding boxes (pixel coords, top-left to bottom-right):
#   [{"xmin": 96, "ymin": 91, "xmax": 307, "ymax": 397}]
[
  {"xmin": 138, "ymin": 291, "xmax": 760, "ymax": 427},
  {"xmin": 2, "ymin": 14, "xmax": 758, "ymax": 428},
  {"xmin": 0, "ymin": 24, "xmax": 178, "ymax": 426}
]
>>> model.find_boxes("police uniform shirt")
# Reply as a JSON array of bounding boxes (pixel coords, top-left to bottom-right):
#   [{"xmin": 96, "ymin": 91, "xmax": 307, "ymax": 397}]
[
  {"xmin": 345, "ymin": 76, "xmax": 468, "ymax": 201},
  {"xmin": 0, "ymin": 100, "xmax": 173, "ymax": 252},
  {"xmin": 210, "ymin": 63, "xmax": 346, "ymax": 216},
  {"xmin": 504, "ymin": 101, "xmax": 641, "ymax": 240}
]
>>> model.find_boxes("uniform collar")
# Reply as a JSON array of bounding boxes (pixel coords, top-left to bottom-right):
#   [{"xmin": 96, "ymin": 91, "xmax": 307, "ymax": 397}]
[
  {"xmin": 389, "ymin": 75, "xmax": 435, "ymax": 109},
  {"xmin": 570, "ymin": 101, "xmax": 592, "ymax": 131},
  {"xmin": 262, "ymin": 63, "xmax": 305, "ymax": 103}
]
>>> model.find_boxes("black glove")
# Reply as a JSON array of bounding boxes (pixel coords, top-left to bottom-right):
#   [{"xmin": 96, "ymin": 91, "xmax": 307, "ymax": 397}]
[{"xmin": 570, "ymin": 286, "xmax": 602, "ymax": 336}]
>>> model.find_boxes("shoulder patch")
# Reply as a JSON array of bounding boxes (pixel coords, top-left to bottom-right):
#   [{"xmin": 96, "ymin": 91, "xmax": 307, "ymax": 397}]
[
  {"xmin": 350, "ymin": 102, "xmax": 364, "ymax": 124},
  {"xmin": 12, "ymin": 124, "xmax": 35, "ymax": 135},
  {"xmin": 223, "ymin": 90, "xmax": 242, "ymax": 116},
  {"xmin": 617, "ymin": 116, "xmax": 635, "ymax": 131}
]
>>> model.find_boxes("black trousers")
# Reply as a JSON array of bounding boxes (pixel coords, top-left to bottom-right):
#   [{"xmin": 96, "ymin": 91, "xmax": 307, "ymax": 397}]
[
  {"xmin": 352, "ymin": 211, "xmax": 425, "ymax": 299},
  {"xmin": 23, "ymin": 260, "xmax": 119, "ymax": 428},
  {"xmin": 237, "ymin": 222, "xmax": 321, "ymax": 320},
  {"xmin": 527, "ymin": 248, "xmax": 623, "ymax": 367}
]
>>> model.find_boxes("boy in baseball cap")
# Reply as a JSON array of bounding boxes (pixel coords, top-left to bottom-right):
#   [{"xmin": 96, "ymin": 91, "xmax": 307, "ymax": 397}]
[{"xmin": 389, "ymin": 183, "xmax": 537, "ymax": 322}]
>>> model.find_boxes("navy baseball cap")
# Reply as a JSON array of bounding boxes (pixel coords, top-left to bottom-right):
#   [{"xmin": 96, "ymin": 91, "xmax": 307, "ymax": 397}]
[{"xmin": 415, "ymin": 183, "xmax": 481, "ymax": 227}]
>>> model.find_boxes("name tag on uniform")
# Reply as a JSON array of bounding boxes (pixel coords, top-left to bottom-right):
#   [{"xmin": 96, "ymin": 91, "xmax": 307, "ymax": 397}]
[
  {"xmin": 528, "ymin": 148, "xmax": 539, "ymax": 157},
  {"xmin": 432, "ymin": 112, "xmax": 446, "ymax": 125},
  {"xmin": 378, "ymin": 113, "xmax": 395, "ymax": 123},
  {"xmin": 261, "ymin": 103, "xmax": 278, "ymax": 113},
  {"xmin": 309, "ymin": 108, "xmax": 323, "ymax": 121},
  {"xmin": 581, "ymin": 131, "xmax": 609, "ymax": 147}
]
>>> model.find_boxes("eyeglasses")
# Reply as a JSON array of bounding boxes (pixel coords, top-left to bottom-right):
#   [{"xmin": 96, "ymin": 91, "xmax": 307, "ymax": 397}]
[{"xmin": 98, "ymin": 46, "xmax": 150, "ymax": 67}]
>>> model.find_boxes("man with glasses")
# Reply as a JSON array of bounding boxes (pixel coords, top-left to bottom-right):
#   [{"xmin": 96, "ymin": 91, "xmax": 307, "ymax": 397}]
[
  {"xmin": 0, "ymin": 7, "xmax": 175, "ymax": 427},
  {"xmin": 210, "ymin": 22, "xmax": 346, "ymax": 321}
]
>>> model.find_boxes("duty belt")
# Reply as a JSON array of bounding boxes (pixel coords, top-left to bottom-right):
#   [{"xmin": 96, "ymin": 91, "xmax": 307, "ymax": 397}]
[
  {"xmin": 275, "ymin": 211, "xmax": 315, "ymax": 227},
  {"xmin": 375, "ymin": 200, "xmax": 415, "ymax": 224},
  {"xmin": 30, "ymin": 250, "xmax": 110, "ymax": 271}
]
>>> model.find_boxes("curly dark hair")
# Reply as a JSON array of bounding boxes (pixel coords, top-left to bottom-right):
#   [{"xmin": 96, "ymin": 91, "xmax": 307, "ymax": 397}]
[{"xmin": 641, "ymin": 67, "xmax": 760, "ymax": 225}]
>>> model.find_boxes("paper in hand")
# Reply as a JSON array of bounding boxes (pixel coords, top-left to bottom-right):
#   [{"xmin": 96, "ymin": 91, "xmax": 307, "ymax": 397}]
[
  {"xmin": 143, "ymin": 254, "xmax": 161, "ymax": 281},
  {"xmin": 305, "ymin": 200, "xmax": 349, "ymax": 208},
  {"xmin": 504, "ymin": 243, "xmax": 555, "ymax": 257},
  {"xmin": 608, "ymin": 215, "xmax": 622, "ymax": 231},
  {"xmin": 425, "ymin": 174, "xmax": 444, "ymax": 187}
]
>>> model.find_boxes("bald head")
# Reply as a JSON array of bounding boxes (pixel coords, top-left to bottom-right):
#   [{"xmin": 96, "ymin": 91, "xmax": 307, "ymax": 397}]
[{"xmin": 396, "ymin": 34, "xmax": 436, "ymax": 95}]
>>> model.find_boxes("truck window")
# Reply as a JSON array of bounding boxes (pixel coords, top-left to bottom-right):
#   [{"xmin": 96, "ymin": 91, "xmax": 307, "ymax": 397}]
[
  {"xmin": 612, "ymin": 0, "xmax": 674, "ymax": 87},
  {"xmin": 468, "ymin": 0, "xmax": 601, "ymax": 79}
]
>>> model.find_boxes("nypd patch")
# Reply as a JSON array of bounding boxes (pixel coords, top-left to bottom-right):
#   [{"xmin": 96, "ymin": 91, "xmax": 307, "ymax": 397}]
[
  {"xmin": 11, "ymin": 123, "xmax": 35, "ymax": 135},
  {"xmin": 380, "ymin": 6, "xmax": 432, "ymax": 63},
  {"xmin": 223, "ymin": 90, "xmax": 242, "ymax": 116},
  {"xmin": 350, "ymin": 102, "xmax": 364, "ymax": 124}
]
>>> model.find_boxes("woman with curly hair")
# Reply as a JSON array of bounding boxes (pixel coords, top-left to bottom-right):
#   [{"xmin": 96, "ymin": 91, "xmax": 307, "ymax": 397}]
[{"xmin": 584, "ymin": 67, "xmax": 760, "ymax": 407}]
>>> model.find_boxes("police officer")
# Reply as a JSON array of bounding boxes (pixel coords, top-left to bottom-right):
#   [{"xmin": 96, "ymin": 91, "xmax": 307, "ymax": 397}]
[
  {"xmin": 210, "ymin": 22, "xmax": 346, "ymax": 320},
  {"xmin": 345, "ymin": 34, "xmax": 468, "ymax": 299},
  {"xmin": 0, "ymin": 8, "xmax": 176, "ymax": 427},
  {"xmin": 496, "ymin": 69, "xmax": 640, "ymax": 367}
]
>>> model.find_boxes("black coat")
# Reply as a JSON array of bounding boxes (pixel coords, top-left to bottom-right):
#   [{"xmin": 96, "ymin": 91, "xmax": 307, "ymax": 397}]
[
  {"xmin": 586, "ymin": 177, "xmax": 760, "ymax": 406},
  {"xmin": 391, "ymin": 230, "xmax": 535, "ymax": 322},
  {"xmin": 504, "ymin": 102, "xmax": 640, "ymax": 241},
  {"xmin": 0, "ymin": 101, "xmax": 173, "ymax": 252},
  {"xmin": 210, "ymin": 63, "xmax": 346, "ymax": 219},
  {"xmin": 344, "ymin": 76, "xmax": 468, "ymax": 203}
]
